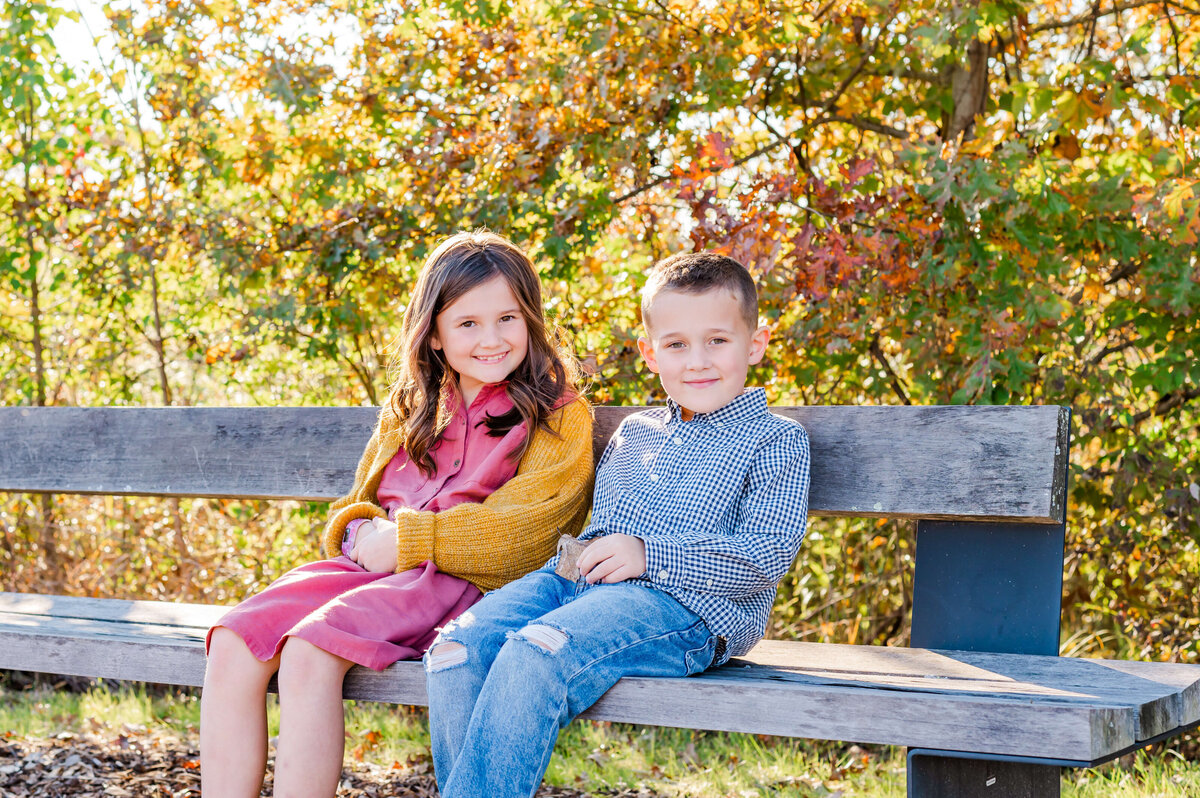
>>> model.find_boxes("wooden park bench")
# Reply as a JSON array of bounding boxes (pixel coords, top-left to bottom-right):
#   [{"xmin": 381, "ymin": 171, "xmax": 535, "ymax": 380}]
[{"xmin": 1, "ymin": 404, "xmax": 1198, "ymax": 797}]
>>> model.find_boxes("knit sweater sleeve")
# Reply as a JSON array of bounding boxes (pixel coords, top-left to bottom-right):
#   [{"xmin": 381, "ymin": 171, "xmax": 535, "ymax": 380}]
[
  {"xmin": 321, "ymin": 416, "xmax": 391, "ymax": 558},
  {"xmin": 390, "ymin": 396, "xmax": 594, "ymax": 592}
]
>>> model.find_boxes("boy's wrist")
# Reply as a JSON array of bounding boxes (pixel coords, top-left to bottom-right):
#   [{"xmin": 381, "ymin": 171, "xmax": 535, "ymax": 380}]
[{"xmin": 641, "ymin": 537, "xmax": 679, "ymax": 585}]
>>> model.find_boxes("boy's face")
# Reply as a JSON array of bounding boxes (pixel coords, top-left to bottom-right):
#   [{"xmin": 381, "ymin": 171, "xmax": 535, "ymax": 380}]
[{"xmin": 637, "ymin": 288, "xmax": 770, "ymax": 419}]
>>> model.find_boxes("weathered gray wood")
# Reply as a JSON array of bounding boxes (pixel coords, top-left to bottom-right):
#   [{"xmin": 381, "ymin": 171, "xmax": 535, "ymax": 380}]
[
  {"xmin": 0, "ymin": 614, "xmax": 1126, "ymax": 760},
  {"xmin": 582, "ymin": 674, "xmax": 1130, "ymax": 762},
  {"xmin": 0, "ymin": 613, "xmax": 212, "ymax": 686},
  {"xmin": 0, "ymin": 406, "xmax": 379, "ymax": 501},
  {"xmin": 0, "ymin": 592, "xmax": 229, "ymax": 628},
  {"xmin": 735, "ymin": 640, "xmax": 1200, "ymax": 740},
  {"xmin": 1093, "ymin": 658, "xmax": 1200, "ymax": 728},
  {"xmin": 3, "ymin": 593, "xmax": 1198, "ymax": 763},
  {"xmin": 0, "ymin": 404, "xmax": 1069, "ymax": 523}
]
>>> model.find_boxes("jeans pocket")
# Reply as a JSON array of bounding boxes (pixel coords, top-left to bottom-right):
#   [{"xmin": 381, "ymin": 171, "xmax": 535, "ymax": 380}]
[{"xmin": 682, "ymin": 633, "xmax": 719, "ymax": 676}]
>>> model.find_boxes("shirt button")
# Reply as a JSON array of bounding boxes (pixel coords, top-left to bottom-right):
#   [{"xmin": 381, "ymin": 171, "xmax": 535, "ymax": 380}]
[
  {"xmin": 706, "ymin": 578, "xmax": 714, "ymax": 587},
  {"xmin": 658, "ymin": 569, "xmax": 669, "ymax": 580},
  {"xmin": 672, "ymin": 436, "xmax": 683, "ymax": 445},
  {"xmin": 453, "ymin": 459, "xmax": 460, "ymax": 466},
  {"xmin": 649, "ymin": 473, "xmax": 659, "ymax": 482}
]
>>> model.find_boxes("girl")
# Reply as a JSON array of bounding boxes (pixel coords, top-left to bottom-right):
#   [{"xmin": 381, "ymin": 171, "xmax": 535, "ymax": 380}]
[{"xmin": 200, "ymin": 231, "xmax": 593, "ymax": 798}]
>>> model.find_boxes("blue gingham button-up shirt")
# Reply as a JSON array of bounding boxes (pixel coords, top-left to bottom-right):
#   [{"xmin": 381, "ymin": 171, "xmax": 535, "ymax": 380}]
[{"xmin": 555, "ymin": 388, "xmax": 811, "ymax": 664}]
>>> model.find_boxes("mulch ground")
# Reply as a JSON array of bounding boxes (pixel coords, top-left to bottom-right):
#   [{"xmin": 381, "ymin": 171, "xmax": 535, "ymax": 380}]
[{"xmin": 0, "ymin": 730, "xmax": 655, "ymax": 798}]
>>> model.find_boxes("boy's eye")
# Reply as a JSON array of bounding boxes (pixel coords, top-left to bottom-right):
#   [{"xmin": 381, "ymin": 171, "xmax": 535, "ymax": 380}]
[
  {"xmin": 666, "ymin": 341, "xmax": 686, "ymax": 349},
  {"xmin": 710, "ymin": 337, "xmax": 728, "ymax": 345}
]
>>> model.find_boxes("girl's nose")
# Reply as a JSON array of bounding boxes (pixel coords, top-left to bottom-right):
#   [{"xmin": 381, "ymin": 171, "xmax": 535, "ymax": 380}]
[{"xmin": 480, "ymin": 324, "xmax": 503, "ymax": 347}]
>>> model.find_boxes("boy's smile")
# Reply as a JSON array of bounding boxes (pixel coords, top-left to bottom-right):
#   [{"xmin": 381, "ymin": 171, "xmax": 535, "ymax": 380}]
[{"xmin": 637, "ymin": 288, "xmax": 770, "ymax": 419}]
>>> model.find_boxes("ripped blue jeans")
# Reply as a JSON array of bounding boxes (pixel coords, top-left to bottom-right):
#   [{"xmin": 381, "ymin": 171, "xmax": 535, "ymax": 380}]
[{"xmin": 423, "ymin": 567, "xmax": 717, "ymax": 798}]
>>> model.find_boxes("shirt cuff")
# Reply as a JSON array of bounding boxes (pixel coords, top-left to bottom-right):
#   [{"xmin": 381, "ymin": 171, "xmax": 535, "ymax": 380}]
[
  {"xmin": 341, "ymin": 518, "xmax": 370, "ymax": 556},
  {"xmin": 641, "ymin": 536, "xmax": 687, "ymax": 588}
]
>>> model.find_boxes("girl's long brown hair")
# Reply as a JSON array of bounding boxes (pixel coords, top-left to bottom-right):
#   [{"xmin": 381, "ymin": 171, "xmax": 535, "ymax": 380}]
[{"xmin": 387, "ymin": 231, "xmax": 581, "ymax": 475}]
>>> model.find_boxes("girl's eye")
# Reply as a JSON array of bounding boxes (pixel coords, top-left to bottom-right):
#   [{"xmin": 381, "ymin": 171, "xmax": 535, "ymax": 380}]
[
  {"xmin": 460, "ymin": 320, "xmax": 476, "ymax": 328},
  {"xmin": 500, "ymin": 314, "xmax": 517, "ymax": 322}
]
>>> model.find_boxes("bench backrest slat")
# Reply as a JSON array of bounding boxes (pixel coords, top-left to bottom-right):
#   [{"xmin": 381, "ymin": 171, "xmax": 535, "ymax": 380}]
[{"xmin": 0, "ymin": 404, "xmax": 1068, "ymax": 524}]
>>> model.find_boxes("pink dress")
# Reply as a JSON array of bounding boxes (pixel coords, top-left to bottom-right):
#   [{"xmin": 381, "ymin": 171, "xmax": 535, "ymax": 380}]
[{"xmin": 209, "ymin": 383, "xmax": 526, "ymax": 671}]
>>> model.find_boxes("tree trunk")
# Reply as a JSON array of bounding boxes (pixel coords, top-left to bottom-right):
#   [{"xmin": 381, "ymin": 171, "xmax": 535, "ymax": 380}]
[
  {"xmin": 22, "ymin": 101, "xmax": 58, "ymax": 585},
  {"xmin": 944, "ymin": 37, "xmax": 992, "ymax": 142}
]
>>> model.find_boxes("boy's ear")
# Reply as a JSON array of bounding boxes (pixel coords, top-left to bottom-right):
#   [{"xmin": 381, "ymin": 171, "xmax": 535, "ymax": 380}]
[
  {"xmin": 636, "ymin": 336, "xmax": 661, "ymax": 373},
  {"xmin": 748, "ymin": 324, "xmax": 770, "ymax": 366}
]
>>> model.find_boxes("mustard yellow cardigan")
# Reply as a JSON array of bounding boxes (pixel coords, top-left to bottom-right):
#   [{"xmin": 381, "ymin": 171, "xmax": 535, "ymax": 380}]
[{"xmin": 321, "ymin": 396, "xmax": 594, "ymax": 592}]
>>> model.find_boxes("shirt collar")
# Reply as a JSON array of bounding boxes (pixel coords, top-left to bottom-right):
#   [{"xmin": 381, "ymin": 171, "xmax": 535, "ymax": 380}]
[
  {"xmin": 443, "ymin": 381, "xmax": 512, "ymax": 419},
  {"xmin": 666, "ymin": 387, "xmax": 768, "ymax": 429},
  {"xmin": 471, "ymin": 381, "xmax": 511, "ymax": 407}
]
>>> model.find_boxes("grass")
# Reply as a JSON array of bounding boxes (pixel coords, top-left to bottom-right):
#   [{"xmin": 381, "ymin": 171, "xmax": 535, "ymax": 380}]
[{"xmin": 1, "ymin": 681, "xmax": 1197, "ymax": 797}]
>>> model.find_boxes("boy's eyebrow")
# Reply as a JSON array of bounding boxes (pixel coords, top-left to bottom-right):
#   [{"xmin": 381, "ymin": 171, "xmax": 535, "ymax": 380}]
[{"xmin": 654, "ymin": 326, "xmax": 738, "ymax": 338}]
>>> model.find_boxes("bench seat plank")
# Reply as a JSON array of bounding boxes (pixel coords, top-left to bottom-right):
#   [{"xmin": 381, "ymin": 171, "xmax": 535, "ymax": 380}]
[
  {"xmin": 0, "ymin": 405, "xmax": 1069, "ymax": 523},
  {"xmin": 740, "ymin": 640, "xmax": 1200, "ymax": 740},
  {"xmin": 3, "ymin": 593, "xmax": 1197, "ymax": 763},
  {"xmin": 0, "ymin": 592, "xmax": 229, "ymax": 627}
]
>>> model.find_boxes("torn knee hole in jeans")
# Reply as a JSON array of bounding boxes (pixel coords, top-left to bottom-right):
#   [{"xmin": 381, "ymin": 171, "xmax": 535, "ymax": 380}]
[
  {"xmin": 514, "ymin": 623, "xmax": 568, "ymax": 654},
  {"xmin": 426, "ymin": 641, "xmax": 467, "ymax": 672}
]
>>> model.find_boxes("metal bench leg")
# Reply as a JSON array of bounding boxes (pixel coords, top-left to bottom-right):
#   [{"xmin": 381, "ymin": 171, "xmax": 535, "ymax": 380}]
[
  {"xmin": 908, "ymin": 518, "xmax": 1069, "ymax": 798},
  {"xmin": 908, "ymin": 750, "xmax": 1060, "ymax": 798}
]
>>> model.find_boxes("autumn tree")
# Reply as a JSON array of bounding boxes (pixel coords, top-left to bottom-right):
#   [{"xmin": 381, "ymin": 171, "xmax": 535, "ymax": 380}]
[{"xmin": 2, "ymin": 0, "xmax": 1197, "ymax": 660}]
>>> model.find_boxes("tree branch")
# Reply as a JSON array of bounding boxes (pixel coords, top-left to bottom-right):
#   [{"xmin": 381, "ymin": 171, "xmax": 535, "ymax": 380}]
[
  {"xmin": 612, "ymin": 138, "xmax": 788, "ymax": 205},
  {"xmin": 869, "ymin": 335, "xmax": 913, "ymax": 405},
  {"xmin": 816, "ymin": 113, "xmax": 911, "ymax": 140},
  {"xmin": 814, "ymin": 23, "xmax": 888, "ymax": 119},
  {"xmin": 1087, "ymin": 336, "xmax": 1142, "ymax": 366},
  {"xmin": 1030, "ymin": 0, "xmax": 1168, "ymax": 33},
  {"xmin": 1126, "ymin": 386, "xmax": 1200, "ymax": 426},
  {"xmin": 1163, "ymin": 1, "xmax": 1184, "ymax": 74}
]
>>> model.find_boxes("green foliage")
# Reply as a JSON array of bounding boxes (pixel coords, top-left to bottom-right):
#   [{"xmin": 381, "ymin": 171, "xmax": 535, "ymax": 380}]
[{"xmin": 0, "ymin": 0, "xmax": 1197, "ymax": 668}]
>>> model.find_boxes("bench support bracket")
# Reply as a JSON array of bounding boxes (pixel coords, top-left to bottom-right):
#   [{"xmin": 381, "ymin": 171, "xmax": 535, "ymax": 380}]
[
  {"xmin": 907, "ymin": 750, "xmax": 1060, "ymax": 798},
  {"xmin": 908, "ymin": 519, "xmax": 1068, "ymax": 796},
  {"xmin": 911, "ymin": 520, "xmax": 1066, "ymax": 656}
]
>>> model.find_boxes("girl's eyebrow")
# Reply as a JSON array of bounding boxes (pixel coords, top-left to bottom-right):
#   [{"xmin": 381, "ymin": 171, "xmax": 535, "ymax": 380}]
[{"xmin": 444, "ymin": 305, "xmax": 523, "ymax": 323}]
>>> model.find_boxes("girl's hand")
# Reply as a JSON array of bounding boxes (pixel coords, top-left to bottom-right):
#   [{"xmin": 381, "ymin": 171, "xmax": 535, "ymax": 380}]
[
  {"xmin": 577, "ymin": 533, "xmax": 647, "ymax": 584},
  {"xmin": 349, "ymin": 519, "xmax": 399, "ymax": 573}
]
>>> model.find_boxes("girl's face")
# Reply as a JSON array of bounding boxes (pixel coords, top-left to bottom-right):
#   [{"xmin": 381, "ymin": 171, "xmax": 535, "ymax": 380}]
[{"xmin": 431, "ymin": 273, "xmax": 530, "ymax": 407}]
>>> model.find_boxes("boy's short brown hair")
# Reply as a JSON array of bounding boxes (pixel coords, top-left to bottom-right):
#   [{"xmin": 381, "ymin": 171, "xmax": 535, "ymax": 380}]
[{"xmin": 641, "ymin": 252, "xmax": 759, "ymax": 331}]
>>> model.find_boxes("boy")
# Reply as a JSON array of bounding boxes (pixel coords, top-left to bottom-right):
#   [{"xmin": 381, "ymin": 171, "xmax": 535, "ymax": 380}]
[{"xmin": 424, "ymin": 252, "xmax": 811, "ymax": 797}]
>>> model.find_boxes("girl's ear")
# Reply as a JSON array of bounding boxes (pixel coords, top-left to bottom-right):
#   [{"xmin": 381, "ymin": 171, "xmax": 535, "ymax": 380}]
[{"xmin": 429, "ymin": 332, "xmax": 443, "ymax": 351}]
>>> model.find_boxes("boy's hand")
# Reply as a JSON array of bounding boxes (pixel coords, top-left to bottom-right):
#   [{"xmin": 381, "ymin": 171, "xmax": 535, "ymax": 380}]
[
  {"xmin": 349, "ymin": 519, "xmax": 399, "ymax": 573},
  {"xmin": 577, "ymin": 533, "xmax": 646, "ymax": 584}
]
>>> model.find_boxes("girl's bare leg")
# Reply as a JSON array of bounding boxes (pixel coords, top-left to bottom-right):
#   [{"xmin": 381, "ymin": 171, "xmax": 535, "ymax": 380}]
[
  {"xmin": 272, "ymin": 637, "xmax": 355, "ymax": 798},
  {"xmin": 201, "ymin": 626, "xmax": 281, "ymax": 798}
]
